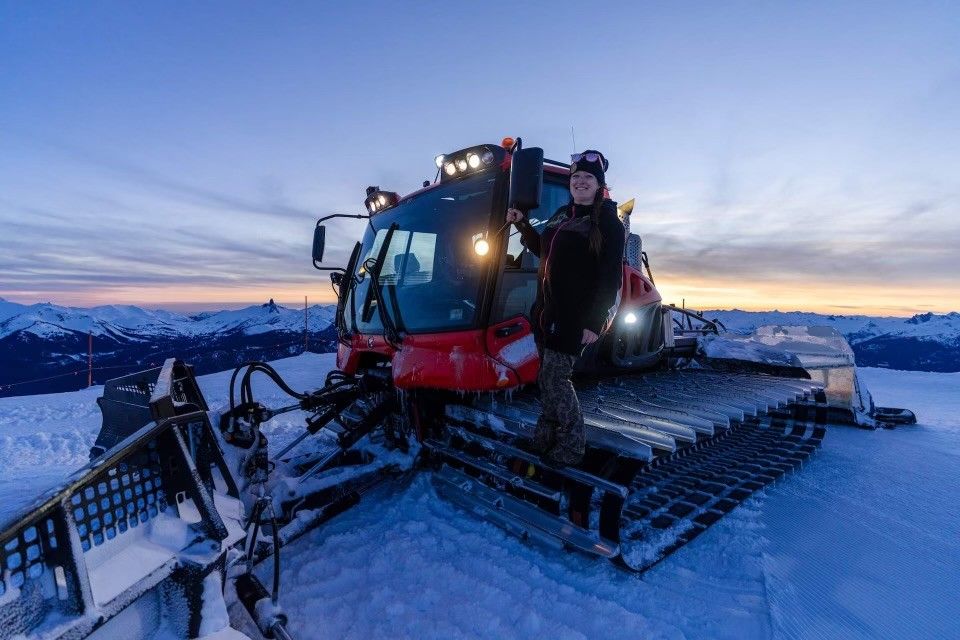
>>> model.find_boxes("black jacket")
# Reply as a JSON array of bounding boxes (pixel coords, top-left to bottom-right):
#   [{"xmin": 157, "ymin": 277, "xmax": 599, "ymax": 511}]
[{"xmin": 518, "ymin": 199, "xmax": 625, "ymax": 355}]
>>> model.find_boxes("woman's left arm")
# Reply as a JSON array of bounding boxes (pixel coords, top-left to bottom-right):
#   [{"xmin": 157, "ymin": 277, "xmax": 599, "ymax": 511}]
[{"xmin": 585, "ymin": 206, "xmax": 627, "ymax": 335}]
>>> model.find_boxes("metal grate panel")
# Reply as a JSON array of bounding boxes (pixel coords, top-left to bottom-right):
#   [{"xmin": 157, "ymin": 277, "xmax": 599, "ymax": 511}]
[
  {"xmin": 0, "ymin": 518, "xmax": 57, "ymax": 597},
  {"xmin": 69, "ymin": 442, "xmax": 167, "ymax": 552}
]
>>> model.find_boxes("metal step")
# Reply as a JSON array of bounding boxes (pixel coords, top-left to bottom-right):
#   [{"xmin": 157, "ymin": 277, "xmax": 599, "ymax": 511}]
[
  {"xmin": 592, "ymin": 405, "xmax": 700, "ymax": 442},
  {"xmin": 433, "ymin": 465, "xmax": 619, "ymax": 558},
  {"xmin": 606, "ymin": 392, "xmax": 732, "ymax": 428},
  {"xmin": 424, "ymin": 439, "xmax": 562, "ymax": 502},
  {"xmin": 604, "ymin": 382, "xmax": 749, "ymax": 421},
  {"xmin": 578, "ymin": 391, "xmax": 716, "ymax": 435},
  {"xmin": 479, "ymin": 395, "xmax": 673, "ymax": 456},
  {"xmin": 583, "ymin": 413, "xmax": 679, "ymax": 453},
  {"xmin": 445, "ymin": 425, "xmax": 630, "ymax": 498},
  {"xmin": 447, "ymin": 403, "xmax": 655, "ymax": 462}
]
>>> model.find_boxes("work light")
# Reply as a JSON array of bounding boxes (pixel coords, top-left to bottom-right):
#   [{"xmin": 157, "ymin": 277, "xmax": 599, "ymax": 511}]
[{"xmin": 364, "ymin": 187, "xmax": 399, "ymax": 214}]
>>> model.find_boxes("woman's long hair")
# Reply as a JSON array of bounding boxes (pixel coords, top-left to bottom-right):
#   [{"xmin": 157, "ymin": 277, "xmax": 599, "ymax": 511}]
[{"xmin": 587, "ymin": 188, "xmax": 604, "ymax": 255}]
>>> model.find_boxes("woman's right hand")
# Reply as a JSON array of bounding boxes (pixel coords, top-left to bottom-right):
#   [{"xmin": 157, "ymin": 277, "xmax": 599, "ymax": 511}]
[{"xmin": 506, "ymin": 208, "xmax": 525, "ymax": 223}]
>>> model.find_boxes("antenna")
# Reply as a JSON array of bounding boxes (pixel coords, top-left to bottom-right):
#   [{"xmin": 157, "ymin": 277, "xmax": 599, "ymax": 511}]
[{"xmin": 570, "ymin": 126, "xmax": 577, "ymax": 152}]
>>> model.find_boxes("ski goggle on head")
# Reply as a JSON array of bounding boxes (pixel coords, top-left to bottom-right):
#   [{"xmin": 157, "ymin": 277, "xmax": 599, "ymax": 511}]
[{"xmin": 570, "ymin": 152, "xmax": 609, "ymax": 171}]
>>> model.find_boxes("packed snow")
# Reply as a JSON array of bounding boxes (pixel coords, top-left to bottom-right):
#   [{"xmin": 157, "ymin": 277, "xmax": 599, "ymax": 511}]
[{"xmin": 0, "ymin": 353, "xmax": 957, "ymax": 639}]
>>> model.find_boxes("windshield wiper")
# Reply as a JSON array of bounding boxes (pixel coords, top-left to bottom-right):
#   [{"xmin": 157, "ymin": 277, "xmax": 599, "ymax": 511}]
[
  {"xmin": 360, "ymin": 222, "xmax": 403, "ymax": 349},
  {"xmin": 332, "ymin": 241, "xmax": 362, "ymax": 338}
]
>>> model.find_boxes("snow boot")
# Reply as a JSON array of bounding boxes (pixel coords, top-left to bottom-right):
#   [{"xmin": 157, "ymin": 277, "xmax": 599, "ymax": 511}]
[
  {"xmin": 545, "ymin": 420, "xmax": 586, "ymax": 467},
  {"xmin": 531, "ymin": 416, "xmax": 557, "ymax": 454}
]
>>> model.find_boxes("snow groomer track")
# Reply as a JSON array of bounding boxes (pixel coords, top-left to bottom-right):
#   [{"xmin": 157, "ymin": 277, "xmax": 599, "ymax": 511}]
[{"xmin": 436, "ymin": 369, "xmax": 827, "ymax": 571}]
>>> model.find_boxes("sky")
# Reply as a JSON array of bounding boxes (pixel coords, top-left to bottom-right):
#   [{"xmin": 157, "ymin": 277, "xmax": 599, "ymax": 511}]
[{"xmin": 1, "ymin": 1, "xmax": 958, "ymax": 316}]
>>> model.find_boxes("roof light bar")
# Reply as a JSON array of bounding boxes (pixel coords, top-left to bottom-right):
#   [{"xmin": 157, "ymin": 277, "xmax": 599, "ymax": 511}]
[{"xmin": 436, "ymin": 144, "xmax": 507, "ymax": 182}]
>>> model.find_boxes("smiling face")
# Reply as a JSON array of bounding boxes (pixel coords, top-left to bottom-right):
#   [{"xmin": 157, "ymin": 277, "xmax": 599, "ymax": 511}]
[{"xmin": 570, "ymin": 170, "xmax": 600, "ymax": 205}]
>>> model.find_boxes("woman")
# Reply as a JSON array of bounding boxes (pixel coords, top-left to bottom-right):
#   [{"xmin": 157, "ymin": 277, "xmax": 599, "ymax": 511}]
[{"xmin": 506, "ymin": 150, "xmax": 625, "ymax": 465}]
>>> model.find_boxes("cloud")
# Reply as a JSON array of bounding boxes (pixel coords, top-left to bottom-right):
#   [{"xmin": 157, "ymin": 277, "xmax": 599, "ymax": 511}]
[
  {"xmin": 2, "ymin": 131, "xmax": 958, "ymax": 311},
  {"xmin": 2, "ymin": 133, "xmax": 318, "ymax": 223},
  {"xmin": 0, "ymin": 211, "xmax": 322, "ymax": 294}
]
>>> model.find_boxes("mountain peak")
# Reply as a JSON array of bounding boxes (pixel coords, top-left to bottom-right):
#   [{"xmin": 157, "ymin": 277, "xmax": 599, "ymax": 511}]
[
  {"xmin": 262, "ymin": 298, "xmax": 280, "ymax": 314},
  {"xmin": 906, "ymin": 312, "xmax": 935, "ymax": 325}
]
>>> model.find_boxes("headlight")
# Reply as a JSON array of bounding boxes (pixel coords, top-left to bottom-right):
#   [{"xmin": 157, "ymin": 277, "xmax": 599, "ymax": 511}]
[
  {"xmin": 481, "ymin": 150, "xmax": 495, "ymax": 165},
  {"xmin": 473, "ymin": 238, "xmax": 490, "ymax": 256},
  {"xmin": 435, "ymin": 154, "xmax": 445, "ymax": 168},
  {"xmin": 624, "ymin": 312, "xmax": 638, "ymax": 324},
  {"xmin": 456, "ymin": 158, "xmax": 468, "ymax": 172},
  {"xmin": 467, "ymin": 153, "xmax": 481, "ymax": 169},
  {"xmin": 444, "ymin": 162, "xmax": 456, "ymax": 176}
]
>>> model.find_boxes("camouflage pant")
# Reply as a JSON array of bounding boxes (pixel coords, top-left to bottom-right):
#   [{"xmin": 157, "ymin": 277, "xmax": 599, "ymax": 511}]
[{"xmin": 532, "ymin": 348, "xmax": 586, "ymax": 465}]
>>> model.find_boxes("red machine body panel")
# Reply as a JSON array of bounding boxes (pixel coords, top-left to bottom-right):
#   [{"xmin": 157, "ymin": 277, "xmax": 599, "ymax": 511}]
[
  {"xmin": 338, "ymin": 265, "xmax": 662, "ymax": 392},
  {"xmin": 336, "ymin": 317, "xmax": 541, "ymax": 391},
  {"xmin": 621, "ymin": 265, "xmax": 662, "ymax": 308}
]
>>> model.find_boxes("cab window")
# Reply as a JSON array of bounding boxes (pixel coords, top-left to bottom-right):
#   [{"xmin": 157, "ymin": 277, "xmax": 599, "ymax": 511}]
[
  {"xmin": 494, "ymin": 177, "xmax": 569, "ymax": 321},
  {"xmin": 504, "ymin": 179, "xmax": 570, "ymax": 271}
]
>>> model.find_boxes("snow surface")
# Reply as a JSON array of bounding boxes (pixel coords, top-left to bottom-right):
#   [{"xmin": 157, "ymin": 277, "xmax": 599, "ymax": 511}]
[{"xmin": 0, "ymin": 354, "xmax": 957, "ymax": 639}]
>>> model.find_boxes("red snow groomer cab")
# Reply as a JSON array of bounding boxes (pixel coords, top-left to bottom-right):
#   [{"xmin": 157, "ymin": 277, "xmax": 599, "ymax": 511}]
[{"xmin": 317, "ymin": 138, "xmax": 676, "ymax": 394}]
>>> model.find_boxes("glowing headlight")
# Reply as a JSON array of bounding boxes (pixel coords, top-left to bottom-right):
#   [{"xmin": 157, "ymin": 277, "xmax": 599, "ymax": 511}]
[
  {"xmin": 444, "ymin": 162, "xmax": 456, "ymax": 176},
  {"xmin": 467, "ymin": 153, "xmax": 481, "ymax": 169},
  {"xmin": 456, "ymin": 158, "xmax": 468, "ymax": 172},
  {"xmin": 473, "ymin": 238, "xmax": 490, "ymax": 256},
  {"xmin": 363, "ymin": 187, "xmax": 398, "ymax": 214},
  {"xmin": 624, "ymin": 312, "xmax": 638, "ymax": 324},
  {"xmin": 435, "ymin": 154, "xmax": 445, "ymax": 168}
]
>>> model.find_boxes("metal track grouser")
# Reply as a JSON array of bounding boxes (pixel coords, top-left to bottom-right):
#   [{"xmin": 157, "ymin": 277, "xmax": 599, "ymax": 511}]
[
  {"xmin": 435, "ymin": 369, "xmax": 828, "ymax": 571},
  {"xmin": 0, "ymin": 138, "xmax": 914, "ymax": 639}
]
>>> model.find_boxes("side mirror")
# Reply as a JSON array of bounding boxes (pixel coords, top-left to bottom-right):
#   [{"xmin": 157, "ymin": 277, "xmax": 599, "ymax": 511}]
[
  {"xmin": 312, "ymin": 225, "xmax": 326, "ymax": 265},
  {"xmin": 508, "ymin": 146, "xmax": 544, "ymax": 211}
]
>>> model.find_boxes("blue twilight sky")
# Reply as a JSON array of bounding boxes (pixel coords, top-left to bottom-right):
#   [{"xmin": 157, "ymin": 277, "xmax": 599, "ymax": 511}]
[{"xmin": 1, "ymin": 1, "xmax": 958, "ymax": 314}]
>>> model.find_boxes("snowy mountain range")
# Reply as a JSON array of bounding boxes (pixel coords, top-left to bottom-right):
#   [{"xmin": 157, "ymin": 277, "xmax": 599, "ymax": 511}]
[
  {"xmin": 0, "ymin": 298, "xmax": 339, "ymax": 397},
  {"xmin": 2, "ymin": 299, "xmax": 959, "ymax": 397},
  {"xmin": 705, "ymin": 309, "xmax": 960, "ymax": 372},
  {"xmin": 0, "ymin": 297, "xmax": 335, "ymax": 340}
]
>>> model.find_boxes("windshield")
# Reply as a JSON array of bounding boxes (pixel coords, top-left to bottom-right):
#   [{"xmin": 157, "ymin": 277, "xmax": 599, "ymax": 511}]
[{"xmin": 346, "ymin": 173, "xmax": 499, "ymax": 334}]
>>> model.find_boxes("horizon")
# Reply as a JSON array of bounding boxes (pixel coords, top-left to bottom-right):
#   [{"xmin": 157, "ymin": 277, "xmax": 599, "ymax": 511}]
[
  {"xmin": 2, "ymin": 3, "xmax": 958, "ymax": 315},
  {"xmin": 1, "ymin": 293, "xmax": 956, "ymax": 319}
]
